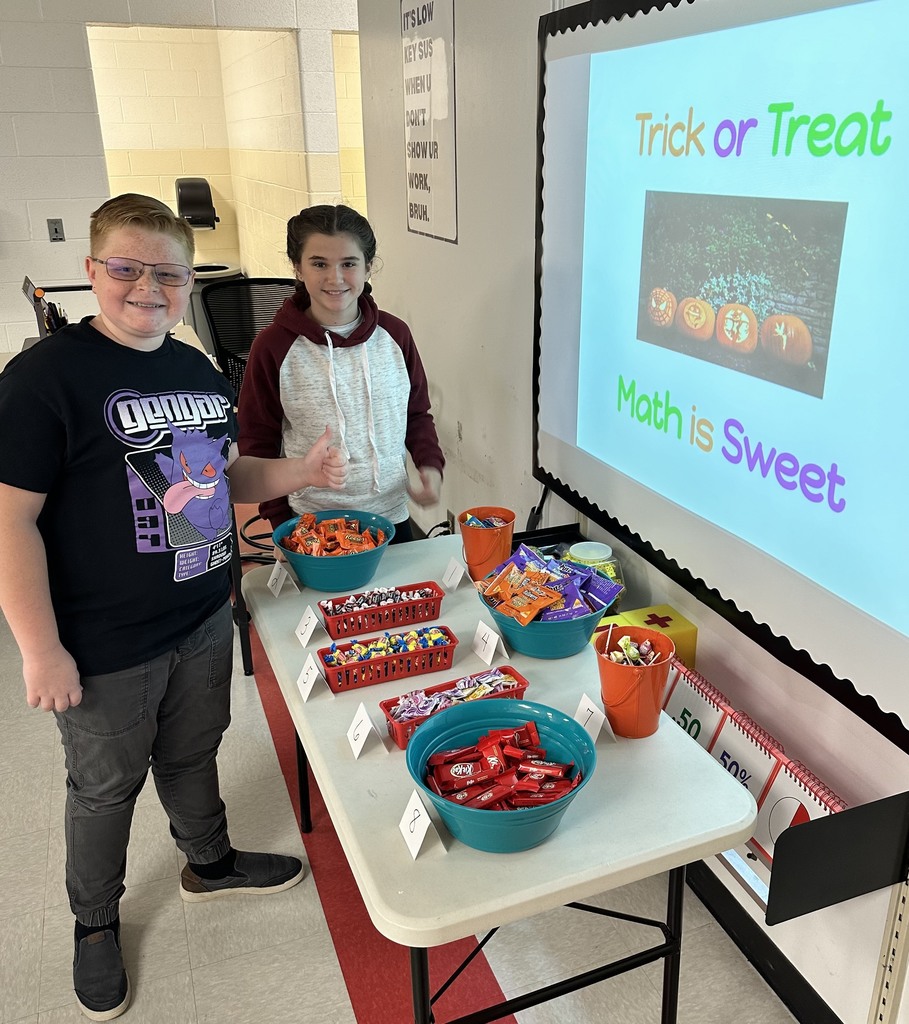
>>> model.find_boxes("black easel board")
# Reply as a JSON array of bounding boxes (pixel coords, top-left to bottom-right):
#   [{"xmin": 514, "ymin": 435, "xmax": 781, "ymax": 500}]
[{"xmin": 766, "ymin": 790, "xmax": 909, "ymax": 925}]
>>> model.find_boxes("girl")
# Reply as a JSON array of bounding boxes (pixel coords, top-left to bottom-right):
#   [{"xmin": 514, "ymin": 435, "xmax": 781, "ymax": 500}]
[{"xmin": 238, "ymin": 205, "xmax": 444, "ymax": 542}]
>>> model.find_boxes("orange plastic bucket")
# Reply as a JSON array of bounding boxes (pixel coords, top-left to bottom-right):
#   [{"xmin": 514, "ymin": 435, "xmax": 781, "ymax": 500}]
[
  {"xmin": 594, "ymin": 626, "xmax": 675, "ymax": 738},
  {"xmin": 458, "ymin": 506, "xmax": 515, "ymax": 581}
]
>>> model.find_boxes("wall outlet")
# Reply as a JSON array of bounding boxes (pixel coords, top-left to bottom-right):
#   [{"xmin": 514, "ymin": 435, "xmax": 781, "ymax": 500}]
[
  {"xmin": 446, "ymin": 509, "xmax": 455, "ymax": 534},
  {"xmin": 47, "ymin": 218, "xmax": 65, "ymax": 242}
]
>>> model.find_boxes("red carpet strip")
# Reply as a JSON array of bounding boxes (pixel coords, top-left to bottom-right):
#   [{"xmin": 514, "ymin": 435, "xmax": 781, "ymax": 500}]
[{"xmin": 249, "ymin": 623, "xmax": 519, "ymax": 1024}]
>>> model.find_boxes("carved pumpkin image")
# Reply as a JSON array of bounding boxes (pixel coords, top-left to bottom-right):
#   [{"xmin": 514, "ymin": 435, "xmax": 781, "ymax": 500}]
[
  {"xmin": 674, "ymin": 297, "xmax": 716, "ymax": 341},
  {"xmin": 760, "ymin": 314, "xmax": 813, "ymax": 365},
  {"xmin": 648, "ymin": 287, "xmax": 677, "ymax": 327},
  {"xmin": 715, "ymin": 303, "xmax": 758, "ymax": 353}
]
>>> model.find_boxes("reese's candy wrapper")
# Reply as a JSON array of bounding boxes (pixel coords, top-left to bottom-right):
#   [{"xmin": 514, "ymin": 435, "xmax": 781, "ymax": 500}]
[
  {"xmin": 299, "ymin": 532, "xmax": 322, "ymax": 555},
  {"xmin": 338, "ymin": 530, "xmax": 375, "ymax": 552},
  {"xmin": 483, "ymin": 563, "xmax": 527, "ymax": 600},
  {"xmin": 280, "ymin": 513, "xmax": 383, "ymax": 557},
  {"xmin": 497, "ymin": 582, "xmax": 562, "ymax": 626},
  {"xmin": 318, "ymin": 517, "xmax": 346, "ymax": 536}
]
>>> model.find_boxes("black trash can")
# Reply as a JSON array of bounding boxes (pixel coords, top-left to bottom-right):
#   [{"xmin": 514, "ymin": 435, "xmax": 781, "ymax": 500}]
[{"xmin": 184, "ymin": 264, "xmax": 245, "ymax": 355}]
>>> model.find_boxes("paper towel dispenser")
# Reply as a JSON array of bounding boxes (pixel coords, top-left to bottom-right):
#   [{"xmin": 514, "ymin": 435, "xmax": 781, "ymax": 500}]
[{"xmin": 176, "ymin": 177, "xmax": 219, "ymax": 229}]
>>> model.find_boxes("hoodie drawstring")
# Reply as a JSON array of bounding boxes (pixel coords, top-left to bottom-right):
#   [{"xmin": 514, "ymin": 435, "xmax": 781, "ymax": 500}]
[
  {"xmin": 325, "ymin": 333, "xmax": 348, "ymax": 457},
  {"xmin": 326, "ymin": 332, "xmax": 381, "ymax": 493}
]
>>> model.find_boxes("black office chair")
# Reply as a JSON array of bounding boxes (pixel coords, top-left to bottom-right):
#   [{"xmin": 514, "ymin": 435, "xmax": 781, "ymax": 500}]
[
  {"xmin": 200, "ymin": 276, "xmax": 297, "ymax": 393},
  {"xmin": 200, "ymin": 277, "xmax": 298, "ymax": 674}
]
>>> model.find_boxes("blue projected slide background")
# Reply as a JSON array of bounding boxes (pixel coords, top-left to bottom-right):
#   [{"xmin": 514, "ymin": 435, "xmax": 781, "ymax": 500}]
[{"xmin": 571, "ymin": 0, "xmax": 907, "ymax": 639}]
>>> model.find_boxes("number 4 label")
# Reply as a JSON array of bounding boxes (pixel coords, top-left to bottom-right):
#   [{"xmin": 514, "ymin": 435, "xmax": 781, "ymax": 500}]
[{"xmin": 472, "ymin": 621, "xmax": 508, "ymax": 664}]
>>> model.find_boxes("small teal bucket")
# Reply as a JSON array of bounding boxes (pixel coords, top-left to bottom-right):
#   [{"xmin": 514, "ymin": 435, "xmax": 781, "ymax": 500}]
[{"xmin": 273, "ymin": 509, "xmax": 395, "ymax": 592}]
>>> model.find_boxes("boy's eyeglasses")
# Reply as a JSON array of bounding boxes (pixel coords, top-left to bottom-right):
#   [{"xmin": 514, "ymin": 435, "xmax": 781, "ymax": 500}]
[{"xmin": 90, "ymin": 257, "xmax": 193, "ymax": 287}]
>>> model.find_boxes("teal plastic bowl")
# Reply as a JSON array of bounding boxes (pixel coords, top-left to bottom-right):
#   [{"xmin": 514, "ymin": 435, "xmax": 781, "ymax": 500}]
[
  {"xmin": 406, "ymin": 699, "xmax": 597, "ymax": 853},
  {"xmin": 479, "ymin": 593, "xmax": 603, "ymax": 659},
  {"xmin": 273, "ymin": 509, "xmax": 395, "ymax": 593}
]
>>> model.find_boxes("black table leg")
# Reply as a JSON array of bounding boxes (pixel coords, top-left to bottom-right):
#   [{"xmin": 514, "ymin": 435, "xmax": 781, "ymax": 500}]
[
  {"xmin": 661, "ymin": 865, "xmax": 686, "ymax": 1024},
  {"xmin": 295, "ymin": 733, "xmax": 312, "ymax": 833},
  {"xmin": 410, "ymin": 947, "xmax": 432, "ymax": 1024}
]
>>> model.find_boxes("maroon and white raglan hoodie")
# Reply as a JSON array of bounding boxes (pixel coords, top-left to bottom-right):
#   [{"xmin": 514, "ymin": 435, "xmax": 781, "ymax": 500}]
[{"xmin": 237, "ymin": 287, "xmax": 444, "ymax": 529}]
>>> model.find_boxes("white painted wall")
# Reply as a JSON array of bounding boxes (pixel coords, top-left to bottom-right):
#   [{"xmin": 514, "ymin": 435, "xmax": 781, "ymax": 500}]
[
  {"xmin": 356, "ymin": 3, "xmax": 909, "ymax": 1023},
  {"xmin": 0, "ymin": 0, "xmax": 356, "ymax": 350}
]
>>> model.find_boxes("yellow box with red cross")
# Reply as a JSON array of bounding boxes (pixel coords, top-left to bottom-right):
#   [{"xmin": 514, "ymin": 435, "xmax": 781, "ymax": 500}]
[{"xmin": 592, "ymin": 604, "xmax": 698, "ymax": 669}]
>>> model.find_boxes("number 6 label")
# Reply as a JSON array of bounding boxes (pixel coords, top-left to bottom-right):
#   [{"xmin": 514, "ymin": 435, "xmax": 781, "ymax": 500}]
[{"xmin": 346, "ymin": 701, "xmax": 377, "ymax": 758}]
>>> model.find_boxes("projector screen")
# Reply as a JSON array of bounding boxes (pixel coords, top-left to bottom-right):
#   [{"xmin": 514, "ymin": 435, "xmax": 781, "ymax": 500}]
[{"xmin": 534, "ymin": 0, "xmax": 909, "ymax": 727}]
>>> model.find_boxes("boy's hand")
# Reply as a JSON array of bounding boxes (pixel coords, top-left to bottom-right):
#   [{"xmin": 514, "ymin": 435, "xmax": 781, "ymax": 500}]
[
  {"xmin": 304, "ymin": 426, "xmax": 348, "ymax": 491},
  {"xmin": 24, "ymin": 645, "xmax": 83, "ymax": 712},
  {"xmin": 407, "ymin": 466, "xmax": 442, "ymax": 507}
]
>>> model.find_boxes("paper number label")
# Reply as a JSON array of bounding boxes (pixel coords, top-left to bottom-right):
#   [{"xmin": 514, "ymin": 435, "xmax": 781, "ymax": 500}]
[
  {"xmin": 574, "ymin": 693, "xmax": 614, "ymax": 742},
  {"xmin": 399, "ymin": 789, "xmax": 435, "ymax": 859},
  {"xmin": 267, "ymin": 561, "xmax": 288, "ymax": 597},
  {"xmin": 441, "ymin": 557, "xmax": 465, "ymax": 591},
  {"xmin": 472, "ymin": 621, "xmax": 506, "ymax": 664},
  {"xmin": 295, "ymin": 654, "xmax": 324, "ymax": 702},
  {"xmin": 346, "ymin": 702, "xmax": 376, "ymax": 759},
  {"xmin": 295, "ymin": 606, "xmax": 319, "ymax": 647}
]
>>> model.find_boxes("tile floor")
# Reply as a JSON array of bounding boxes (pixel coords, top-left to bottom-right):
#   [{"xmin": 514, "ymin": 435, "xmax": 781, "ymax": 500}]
[{"xmin": 0, "ymin": 606, "xmax": 798, "ymax": 1023}]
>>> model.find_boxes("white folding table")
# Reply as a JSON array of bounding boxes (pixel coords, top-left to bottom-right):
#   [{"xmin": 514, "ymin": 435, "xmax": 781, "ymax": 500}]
[{"xmin": 243, "ymin": 534, "xmax": 756, "ymax": 1023}]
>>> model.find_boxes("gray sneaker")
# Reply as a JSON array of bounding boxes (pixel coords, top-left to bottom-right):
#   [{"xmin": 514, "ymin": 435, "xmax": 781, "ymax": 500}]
[
  {"xmin": 180, "ymin": 850, "xmax": 306, "ymax": 903},
  {"xmin": 73, "ymin": 929, "xmax": 131, "ymax": 1021}
]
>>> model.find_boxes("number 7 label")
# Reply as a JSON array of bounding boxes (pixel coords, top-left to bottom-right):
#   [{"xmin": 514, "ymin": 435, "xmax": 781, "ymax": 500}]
[{"xmin": 574, "ymin": 693, "xmax": 614, "ymax": 742}]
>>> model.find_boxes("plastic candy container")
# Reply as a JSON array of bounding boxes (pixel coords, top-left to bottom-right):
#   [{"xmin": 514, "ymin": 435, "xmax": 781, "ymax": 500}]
[{"xmin": 406, "ymin": 700, "xmax": 596, "ymax": 852}]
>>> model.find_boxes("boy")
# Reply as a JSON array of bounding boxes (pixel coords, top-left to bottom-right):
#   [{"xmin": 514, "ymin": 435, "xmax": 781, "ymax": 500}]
[{"xmin": 0, "ymin": 194, "xmax": 347, "ymax": 1020}]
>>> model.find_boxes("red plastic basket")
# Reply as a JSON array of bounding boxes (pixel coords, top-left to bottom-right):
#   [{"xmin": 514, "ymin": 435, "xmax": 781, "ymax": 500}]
[
  {"xmin": 317, "ymin": 625, "xmax": 459, "ymax": 693},
  {"xmin": 317, "ymin": 581, "xmax": 444, "ymax": 640},
  {"xmin": 379, "ymin": 665, "xmax": 531, "ymax": 749}
]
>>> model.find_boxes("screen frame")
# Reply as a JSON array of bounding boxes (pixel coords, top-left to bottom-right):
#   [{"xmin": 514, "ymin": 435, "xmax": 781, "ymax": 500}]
[{"xmin": 532, "ymin": 0, "xmax": 909, "ymax": 751}]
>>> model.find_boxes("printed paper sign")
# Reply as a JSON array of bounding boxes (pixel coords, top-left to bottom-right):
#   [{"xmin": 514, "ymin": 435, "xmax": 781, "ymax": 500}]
[
  {"xmin": 295, "ymin": 606, "xmax": 320, "ymax": 647},
  {"xmin": 401, "ymin": 0, "xmax": 458, "ymax": 242},
  {"xmin": 399, "ymin": 789, "xmax": 437, "ymax": 859},
  {"xmin": 441, "ymin": 557, "xmax": 466, "ymax": 591},
  {"xmin": 574, "ymin": 693, "xmax": 614, "ymax": 742},
  {"xmin": 472, "ymin": 621, "xmax": 507, "ymax": 665},
  {"xmin": 346, "ymin": 702, "xmax": 379, "ymax": 759},
  {"xmin": 295, "ymin": 654, "xmax": 325, "ymax": 703}
]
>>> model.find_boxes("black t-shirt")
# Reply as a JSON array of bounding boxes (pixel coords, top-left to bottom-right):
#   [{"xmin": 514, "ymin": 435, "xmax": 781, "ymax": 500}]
[{"xmin": 0, "ymin": 318, "xmax": 237, "ymax": 674}]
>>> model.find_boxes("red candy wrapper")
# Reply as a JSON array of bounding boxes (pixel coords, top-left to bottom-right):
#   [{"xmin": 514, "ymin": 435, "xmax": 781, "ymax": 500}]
[
  {"xmin": 427, "ymin": 745, "xmax": 483, "ymax": 767},
  {"xmin": 424, "ymin": 721, "xmax": 579, "ymax": 811},
  {"xmin": 517, "ymin": 758, "xmax": 574, "ymax": 779},
  {"xmin": 434, "ymin": 761, "xmax": 501, "ymax": 792},
  {"xmin": 478, "ymin": 739, "xmax": 507, "ymax": 773}
]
